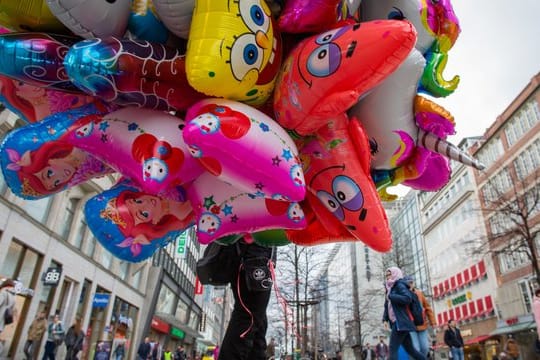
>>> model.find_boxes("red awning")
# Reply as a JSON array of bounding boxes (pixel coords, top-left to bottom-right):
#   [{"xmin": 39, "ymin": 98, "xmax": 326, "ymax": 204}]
[{"xmin": 465, "ymin": 335, "xmax": 492, "ymax": 345}]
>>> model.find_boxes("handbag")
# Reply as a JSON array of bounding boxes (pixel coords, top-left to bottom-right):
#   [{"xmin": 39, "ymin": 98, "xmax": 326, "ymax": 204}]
[{"xmin": 196, "ymin": 242, "xmax": 242, "ymax": 286}]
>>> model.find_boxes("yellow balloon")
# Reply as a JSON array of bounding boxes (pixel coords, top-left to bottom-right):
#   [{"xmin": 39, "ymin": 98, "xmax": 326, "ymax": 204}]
[
  {"xmin": 186, "ymin": 0, "xmax": 282, "ymax": 106},
  {"xmin": 0, "ymin": 0, "xmax": 68, "ymax": 33}
]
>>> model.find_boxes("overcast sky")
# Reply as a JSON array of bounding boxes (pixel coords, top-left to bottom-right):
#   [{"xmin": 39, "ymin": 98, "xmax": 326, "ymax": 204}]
[{"xmin": 437, "ymin": 0, "xmax": 540, "ymax": 143}]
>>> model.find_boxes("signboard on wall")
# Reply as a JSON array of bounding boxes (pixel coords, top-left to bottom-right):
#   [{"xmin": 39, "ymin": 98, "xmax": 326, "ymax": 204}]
[
  {"xmin": 92, "ymin": 293, "xmax": 110, "ymax": 308},
  {"xmin": 175, "ymin": 231, "xmax": 189, "ymax": 260},
  {"xmin": 42, "ymin": 267, "xmax": 62, "ymax": 286}
]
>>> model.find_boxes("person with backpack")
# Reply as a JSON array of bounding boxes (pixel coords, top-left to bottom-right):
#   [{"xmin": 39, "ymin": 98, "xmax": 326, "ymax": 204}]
[
  {"xmin": 404, "ymin": 276, "xmax": 436, "ymax": 358},
  {"xmin": 0, "ymin": 278, "xmax": 17, "ymax": 357},
  {"xmin": 382, "ymin": 267, "xmax": 426, "ymax": 360},
  {"xmin": 42, "ymin": 314, "xmax": 64, "ymax": 360}
]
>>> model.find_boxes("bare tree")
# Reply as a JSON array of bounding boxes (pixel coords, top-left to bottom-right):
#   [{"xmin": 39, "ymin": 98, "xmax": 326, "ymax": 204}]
[{"xmin": 471, "ymin": 168, "xmax": 540, "ymax": 286}]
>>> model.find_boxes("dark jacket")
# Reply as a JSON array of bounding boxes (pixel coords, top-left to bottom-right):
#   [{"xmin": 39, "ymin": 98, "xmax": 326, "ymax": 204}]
[
  {"xmin": 65, "ymin": 326, "xmax": 85, "ymax": 351},
  {"xmin": 382, "ymin": 278, "xmax": 418, "ymax": 332},
  {"xmin": 362, "ymin": 348, "xmax": 376, "ymax": 359},
  {"xmin": 138, "ymin": 342, "xmax": 151, "ymax": 358},
  {"xmin": 444, "ymin": 326, "xmax": 464, "ymax": 348}
]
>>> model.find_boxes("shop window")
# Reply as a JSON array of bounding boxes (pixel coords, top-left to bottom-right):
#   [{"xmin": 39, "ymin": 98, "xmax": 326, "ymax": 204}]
[
  {"xmin": 76, "ymin": 279, "xmax": 92, "ymax": 320},
  {"xmin": 484, "ymin": 296, "xmax": 494, "ymax": 314},
  {"xmin": 468, "ymin": 301, "xmax": 476, "ymax": 318},
  {"xmin": 175, "ymin": 298, "xmax": 189, "ymax": 323},
  {"xmin": 455, "ymin": 306, "xmax": 461, "ymax": 321},
  {"xmin": 478, "ymin": 260, "xmax": 486, "ymax": 277},
  {"xmin": 471, "ymin": 265, "xmax": 479, "ymax": 281},
  {"xmin": 463, "ymin": 269, "xmax": 470, "ymax": 284},
  {"xmin": 72, "ymin": 218, "xmax": 88, "ymax": 250},
  {"xmin": 461, "ymin": 304, "xmax": 469, "ymax": 320},
  {"xmin": 450, "ymin": 276, "xmax": 456, "ymax": 292},
  {"xmin": 457, "ymin": 273, "xmax": 463, "ymax": 288},
  {"xmin": 85, "ymin": 237, "xmax": 97, "ymax": 258},
  {"xmin": 157, "ymin": 285, "xmax": 176, "ymax": 315},
  {"xmin": 476, "ymin": 298, "xmax": 485, "ymax": 316}
]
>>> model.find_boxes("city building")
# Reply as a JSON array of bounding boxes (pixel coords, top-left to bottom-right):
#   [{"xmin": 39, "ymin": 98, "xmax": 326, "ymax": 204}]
[
  {"xmin": 472, "ymin": 71, "xmax": 540, "ymax": 359},
  {"xmin": 418, "ymin": 138, "xmax": 499, "ymax": 359},
  {"xmin": 0, "ymin": 109, "xmax": 215, "ymax": 359}
]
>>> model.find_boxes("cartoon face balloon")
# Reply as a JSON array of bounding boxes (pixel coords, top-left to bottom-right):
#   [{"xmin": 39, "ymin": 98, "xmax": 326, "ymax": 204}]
[
  {"xmin": 85, "ymin": 179, "xmax": 194, "ymax": 262},
  {"xmin": 0, "ymin": 0, "xmax": 68, "ymax": 33},
  {"xmin": 186, "ymin": 0, "xmax": 282, "ymax": 105},
  {"xmin": 300, "ymin": 116, "xmax": 392, "ymax": 252},
  {"xmin": 273, "ymin": 20, "xmax": 417, "ymax": 135},
  {"xmin": 184, "ymin": 99, "xmax": 306, "ymax": 202},
  {"xmin": 46, "ymin": 0, "xmax": 132, "ymax": 39}
]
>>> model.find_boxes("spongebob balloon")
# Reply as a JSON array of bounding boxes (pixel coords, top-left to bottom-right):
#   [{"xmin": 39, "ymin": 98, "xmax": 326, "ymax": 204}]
[{"xmin": 186, "ymin": 0, "xmax": 282, "ymax": 106}]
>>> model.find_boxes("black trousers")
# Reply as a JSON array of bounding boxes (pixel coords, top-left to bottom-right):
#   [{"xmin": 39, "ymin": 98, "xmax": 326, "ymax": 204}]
[{"xmin": 218, "ymin": 244, "xmax": 273, "ymax": 360}]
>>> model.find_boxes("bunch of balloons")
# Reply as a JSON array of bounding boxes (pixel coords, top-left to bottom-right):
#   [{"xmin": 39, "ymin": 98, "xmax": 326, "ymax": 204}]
[{"xmin": 0, "ymin": 0, "xmax": 484, "ymax": 262}]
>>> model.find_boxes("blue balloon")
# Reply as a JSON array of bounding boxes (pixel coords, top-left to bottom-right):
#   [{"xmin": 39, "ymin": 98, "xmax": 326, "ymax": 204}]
[{"xmin": 85, "ymin": 178, "xmax": 194, "ymax": 262}]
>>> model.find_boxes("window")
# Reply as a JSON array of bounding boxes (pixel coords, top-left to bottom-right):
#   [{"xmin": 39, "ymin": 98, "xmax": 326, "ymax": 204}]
[
  {"xmin": 100, "ymin": 246, "xmax": 113, "ymax": 269},
  {"xmin": 0, "ymin": 170, "xmax": 6, "ymax": 195},
  {"xmin": 85, "ymin": 237, "xmax": 97, "ymax": 258},
  {"xmin": 119, "ymin": 261, "xmax": 129, "ymax": 281},
  {"xmin": 174, "ymin": 299, "xmax": 188, "ymax": 324},
  {"xmin": 0, "ymin": 240, "xmax": 42, "ymax": 289},
  {"xmin": 60, "ymin": 198, "xmax": 79, "ymax": 239},
  {"xmin": 72, "ymin": 218, "xmax": 87, "ymax": 250},
  {"xmin": 157, "ymin": 285, "xmax": 176, "ymax": 315},
  {"xmin": 21, "ymin": 197, "xmax": 52, "ymax": 224}
]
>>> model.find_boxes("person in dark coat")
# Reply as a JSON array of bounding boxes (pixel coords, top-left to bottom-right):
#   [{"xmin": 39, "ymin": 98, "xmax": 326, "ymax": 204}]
[
  {"xmin": 444, "ymin": 319, "xmax": 464, "ymax": 360},
  {"xmin": 64, "ymin": 316, "xmax": 85, "ymax": 360},
  {"xmin": 382, "ymin": 267, "xmax": 425, "ymax": 360},
  {"xmin": 137, "ymin": 337, "xmax": 151, "ymax": 360}
]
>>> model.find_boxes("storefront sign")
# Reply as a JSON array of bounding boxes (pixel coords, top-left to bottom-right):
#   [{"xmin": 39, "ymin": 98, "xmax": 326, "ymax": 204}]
[
  {"xmin": 175, "ymin": 231, "xmax": 188, "ymax": 260},
  {"xmin": 171, "ymin": 327, "xmax": 186, "ymax": 339},
  {"xmin": 195, "ymin": 277, "xmax": 203, "ymax": 295},
  {"xmin": 93, "ymin": 293, "xmax": 110, "ymax": 308},
  {"xmin": 42, "ymin": 267, "xmax": 62, "ymax": 286},
  {"xmin": 461, "ymin": 329, "xmax": 472, "ymax": 337},
  {"xmin": 505, "ymin": 317, "xmax": 518, "ymax": 325},
  {"xmin": 151, "ymin": 316, "xmax": 170, "ymax": 333}
]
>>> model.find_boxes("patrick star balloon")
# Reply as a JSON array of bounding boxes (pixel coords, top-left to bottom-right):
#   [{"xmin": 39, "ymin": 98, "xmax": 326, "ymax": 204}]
[{"xmin": 273, "ymin": 20, "xmax": 417, "ymax": 135}]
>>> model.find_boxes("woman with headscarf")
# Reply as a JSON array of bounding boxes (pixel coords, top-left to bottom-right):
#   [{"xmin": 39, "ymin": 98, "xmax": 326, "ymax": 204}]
[{"xmin": 382, "ymin": 267, "xmax": 426, "ymax": 360}]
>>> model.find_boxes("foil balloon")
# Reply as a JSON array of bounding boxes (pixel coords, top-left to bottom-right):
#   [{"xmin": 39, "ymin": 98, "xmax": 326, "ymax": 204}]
[
  {"xmin": 0, "ymin": 75, "xmax": 95, "ymax": 123},
  {"xmin": 186, "ymin": 0, "xmax": 282, "ymax": 106},
  {"xmin": 60, "ymin": 106, "xmax": 205, "ymax": 200},
  {"xmin": 0, "ymin": 32, "xmax": 83, "ymax": 92},
  {"xmin": 361, "ymin": 0, "xmax": 461, "ymax": 97},
  {"xmin": 273, "ymin": 20, "xmax": 417, "ymax": 136},
  {"xmin": 64, "ymin": 37, "xmax": 204, "ymax": 111},
  {"xmin": 285, "ymin": 194, "xmax": 353, "ymax": 246},
  {"xmin": 278, "ymin": 0, "xmax": 344, "ymax": 34},
  {"xmin": 128, "ymin": 0, "xmax": 170, "ymax": 44},
  {"xmin": 46, "ymin": 0, "xmax": 132, "ymax": 39},
  {"xmin": 299, "ymin": 116, "xmax": 392, "ymax": 252},
  {"xmin": 0, "ymin": 0, "xmax": 69, "ymax": 33},
  {"xmin": 0, "ymin": 102, "xmax": 114, "ymax": 200},
  {"xmin": 153, "ymin": 0, "xmax": 194, "ymax": 39},
  {"xmin": 348, "ymin": 48, "xmax": 426, "ymax": 171},
  {"xmin": 85, "ymin": 178, "xmax": 194, "ymax": 262},
  {"xmin": 184, "ymin": 99, "xmax": 306, "ymax": 202},
  {"xmin": 187, "ymin": 172, "xmax": 306, "ymax": 244}
]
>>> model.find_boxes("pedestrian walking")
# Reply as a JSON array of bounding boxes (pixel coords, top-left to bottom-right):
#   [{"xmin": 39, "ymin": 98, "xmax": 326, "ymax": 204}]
[
  {"xmin": 443, "ymin": 319, "xmax": 464, "ymax": 360},
  {"xmin": 24, "ymin": 310, "xmax": 48, "ymax": 360},
  {"xmin": 0, "ymin": 279, "xmax": 17, "ymax": 357},
  {"xmin": 42, "ymin": 314, "xmax": 64, "ymax": 360},
  {"xmin": 375, "ymin": 337, "xmax": 389, "ymax": 360},
  {"xmin": 404, "ymin": 276, "xmax": 436, "ymax": 358},
  {"xmin": 137, "ymin": 337, "xmax": 151, "ymax": 360},
  {"xmin": 382, "ymin": 267, "xmax": 426, "ymax": 360},
  {"xmin": 64, "ymin": 316, "xmax": 84, "ymax": 359},
  {"xmin": 503, "ymin": 335, "xmax": 520, "ymax": 360},
  {"xmin": 362, "ymin": 343, "xmax": 376, "ymax": 360}
]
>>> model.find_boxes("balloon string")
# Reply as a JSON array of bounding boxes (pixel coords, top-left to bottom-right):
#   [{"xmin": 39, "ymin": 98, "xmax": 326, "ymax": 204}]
[
  {"xmin": 270, "ymin": 260, "xmax": 301, "ymax": 341},
  {"xmin": 237, "ymin": 263, "xmax": 254, "ymax": 338}
]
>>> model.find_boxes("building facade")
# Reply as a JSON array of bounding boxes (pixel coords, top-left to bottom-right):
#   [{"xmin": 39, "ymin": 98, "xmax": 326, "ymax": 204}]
[{"xmin": 0, "ymin": 109, "xmax": 215, "ymax": 359}]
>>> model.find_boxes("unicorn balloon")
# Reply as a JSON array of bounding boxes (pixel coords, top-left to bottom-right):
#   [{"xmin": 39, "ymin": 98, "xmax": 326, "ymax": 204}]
[{"xmin": 361, "ymin": 0, "xmax": 461, "ymax": 97}]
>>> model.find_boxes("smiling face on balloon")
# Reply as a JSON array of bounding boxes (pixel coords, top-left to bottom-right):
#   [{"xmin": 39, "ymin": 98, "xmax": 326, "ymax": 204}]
[{"xmin": 186, "ymin": 0, "xmax": 282, "ymax": 105}]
